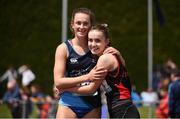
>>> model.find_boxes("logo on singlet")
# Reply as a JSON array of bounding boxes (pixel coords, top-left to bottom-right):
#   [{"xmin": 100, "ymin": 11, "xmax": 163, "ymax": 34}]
[
  {"xmin": 73, "ymin": 82, "xmax": 98, "ymax": 96},
  {"xmin": 70, "ymin": 58, "xmax": 78, "ymax": 64},
  {"xmin": 92, "ymin": 59, "xmax": 96, "ymax": 63}
]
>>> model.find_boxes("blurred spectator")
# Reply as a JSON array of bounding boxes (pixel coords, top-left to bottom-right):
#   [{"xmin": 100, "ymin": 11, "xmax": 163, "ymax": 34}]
[
  {"xmin": 162, "ymin": 59, "xmax": 177, "ymax": 78},
  {"xmin": 0, "ymin": 65, "xmax": 17, "ymax": 83},
  {"xmin": 162, "ymin": 77, "xmax": 170, "ymax": 87},
  {"xmin": 2, "ymin": 79, "xmax": 22, "ymax": 118},
  {"xmin": 141, "ymin": 88, "xmax": 159, "ymax": 106},
  {"xmin": 39, "ymin": 95, "xmax": 51, "ymax": 118},
  {"xmin": 131, "ymin": 84, "xmax": 142, "ymax": 107},
  {"xmin": 45, "ymin": 95, "xmax": 57, "ymax": 118},
  {"xmin": 30, "ymin": 84, "xmax": 45, "ymax": 118},
  {"xmin": 20, "ymin": 86, "xmax": 33, "ymax": 118},
  {"xmin": 159, "ymin": 77, "xmax": 170, "ymax": 90},
  {"xmin": 45, "ymin": 86, "xmax": 59, "ymax": 118},
  {"xmin": 156, "ymin": 88, "xmax": 169, "ymax": 118},
  {"xmin": 168, "ymin": 69, "xmax": 180, "ymax": 118},
  {"xmin": 18, "ymin": 64, "xmax": 35, "ymax": 87},
  {"xmin": 164, "ymin": 59, "xmax": 177, "ymax": 70},
  {"xmin": 152, "ymin": 65, "xmax": 163, "ymax": 91}
]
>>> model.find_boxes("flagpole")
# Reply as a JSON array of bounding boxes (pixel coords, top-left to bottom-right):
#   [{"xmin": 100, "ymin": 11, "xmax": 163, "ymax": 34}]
[
  {"xmin": 148, "ymin": 0, "xmax": 153, "ymax": 90},
  {"xmin": 62, "ymin": 0, "xmax": 68, "ymax": 42}
]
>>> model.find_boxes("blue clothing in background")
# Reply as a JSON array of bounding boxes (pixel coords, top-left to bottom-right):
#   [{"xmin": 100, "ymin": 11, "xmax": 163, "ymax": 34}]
[
  {"xmin": 3, "ymin": 85, "xmax": 22, "ymax": 118},
  {"xmin": 131, "ymin": 91, "xmax": 142, "ymax": 107},
  {"xmin": 169, "ymin": 79, "xmax": 180, "ymax": 118},
  {"xmin": 3, "ymin": 85, "xmax": 21, "ymax": 103}
]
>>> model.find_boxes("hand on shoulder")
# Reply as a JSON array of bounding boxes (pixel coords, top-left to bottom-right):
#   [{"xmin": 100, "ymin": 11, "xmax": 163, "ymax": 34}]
[{"xmin": 97, "ymin": 54, "xmax": 116, "ymax": 72}]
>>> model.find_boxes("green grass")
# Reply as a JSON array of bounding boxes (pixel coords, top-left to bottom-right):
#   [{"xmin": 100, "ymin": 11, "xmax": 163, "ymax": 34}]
[
  {"xmin": 0, "ymin": 104, "xmax": 156, "ymax": 118},
  {"xmin": 0, "ymin": 104, "xmax": 12, "ymax": 118},
  {"xmin": 138, "ymin": 106, "xmax": 156, "ymax": 118},
  {"xmin": 0, "ymin": 104, "xmax": 38, "ymax": 118}
]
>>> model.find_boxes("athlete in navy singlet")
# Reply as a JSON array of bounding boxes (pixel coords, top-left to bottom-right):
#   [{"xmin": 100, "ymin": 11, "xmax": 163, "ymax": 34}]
[
  {"xmin": 59, "ymin": 40, "xmax": 101, "ymax": 118},
  {"xmin": 54, "ymin": 8, "xmax": 108, "ymax": 118}
]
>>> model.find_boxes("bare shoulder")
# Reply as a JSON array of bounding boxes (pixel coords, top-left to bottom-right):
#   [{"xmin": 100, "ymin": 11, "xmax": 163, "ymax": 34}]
[
  {"xmin": 56, "ymin": 43, "xmax": 67, "ymax": 53},
  {"xmin": 97, "ymin": 54, "xmax": 116, "ymax": 71},
  {"xmin": 56, "ymin": 43, "xmax": 67, "ymax": 51},
  {"xmin": 99, "ymin": 54, "xmax": 114, "ymax": 62},
  {"xmin": 55, "ymin": 43, "xmax": 68, "ymax": 57}
]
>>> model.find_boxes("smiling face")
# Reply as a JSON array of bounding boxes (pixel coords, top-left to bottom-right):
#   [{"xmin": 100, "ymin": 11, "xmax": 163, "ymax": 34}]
[
  {"xmin": 88, "ymin": 30, "xmax": 109, "ymax": 56},
  {"xmin": 71, "ymin": 13, "xmax": 91, "ymax": 39}
]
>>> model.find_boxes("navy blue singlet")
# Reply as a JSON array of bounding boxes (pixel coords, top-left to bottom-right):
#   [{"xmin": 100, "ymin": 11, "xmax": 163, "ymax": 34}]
[{"xmin": 59, "ymin": 40, "xmax": 102, "ymax": 116}]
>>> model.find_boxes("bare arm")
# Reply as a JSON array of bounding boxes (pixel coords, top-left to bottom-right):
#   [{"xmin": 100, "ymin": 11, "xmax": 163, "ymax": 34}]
[
  {"xmin": 54, "ymin": 43, "xmax": 90, "ymax": 89},
  {"xmin": 53, "ymin": 43, "xmax": 107, "ymax": 90},
  {"xmin": 64, "ymin": 54, "xmax": 117, "ymax": 94}
]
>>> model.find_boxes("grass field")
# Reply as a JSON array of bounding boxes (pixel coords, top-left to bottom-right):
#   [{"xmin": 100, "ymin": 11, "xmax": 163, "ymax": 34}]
[
  {"xmin": 139, "ymin": 106, "xmax": 156, "ymax": 118},
  {"xmin": 0, "ymin": 104, "xmax": 156, "ymax": 118},
  {"xmin": 0, "ymin": 104, "xmax": 39, "ymax": 118}
]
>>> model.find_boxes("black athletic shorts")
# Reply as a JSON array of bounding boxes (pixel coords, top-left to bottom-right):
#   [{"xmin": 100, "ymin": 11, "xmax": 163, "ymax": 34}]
[{"xmin": 108, "ymin": 99, "xmax": 140, "ymax": 118}]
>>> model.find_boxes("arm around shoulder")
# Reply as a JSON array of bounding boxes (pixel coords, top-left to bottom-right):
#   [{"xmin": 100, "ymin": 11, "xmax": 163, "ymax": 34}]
[
  {"xmin": 64, "ymin": 54, "xmax": 114, "ymax": 94},
  {"xmin": 97, "ymin": 54, "xmax": 116, "ymax": 71}
]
